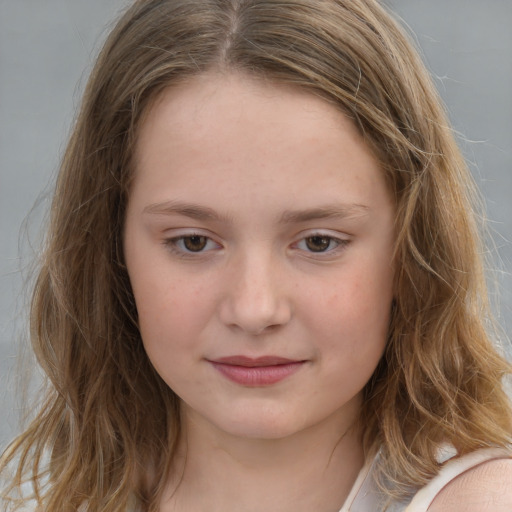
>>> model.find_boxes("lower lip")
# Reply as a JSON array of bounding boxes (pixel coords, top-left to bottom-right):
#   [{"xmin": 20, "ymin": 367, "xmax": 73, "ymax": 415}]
[{"xmin": 210, "ymin": 361, "xmax": 305, "ymax": 386}]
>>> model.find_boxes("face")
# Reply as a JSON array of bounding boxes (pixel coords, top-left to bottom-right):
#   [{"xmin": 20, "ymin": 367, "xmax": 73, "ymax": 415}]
[{"xmin": 124, "ymin": 73, "xmax": 395, "ymax": 440}]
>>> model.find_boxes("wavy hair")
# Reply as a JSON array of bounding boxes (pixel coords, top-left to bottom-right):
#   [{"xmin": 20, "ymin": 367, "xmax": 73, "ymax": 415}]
[{"xmin": 2, "ymin": 0, "xmax": 511, "ymax": 510}]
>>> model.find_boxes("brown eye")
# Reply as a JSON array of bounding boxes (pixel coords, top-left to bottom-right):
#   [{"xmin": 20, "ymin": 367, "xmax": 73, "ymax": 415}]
[
  {"xmin": 183, "ymin": 235, "xmax": 208, "ymax": 252},
  {"xmin": 305, "ymin": 235, "xmax": 332, "ymax": 252}
]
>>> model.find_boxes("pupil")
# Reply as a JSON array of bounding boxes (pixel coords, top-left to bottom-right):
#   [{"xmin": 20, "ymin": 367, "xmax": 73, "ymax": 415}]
[
  {"xmin": 184, "ymin": 236, "xmax": 207, "ymax": 252},
  {"xmin": 306, "ymin": 236, "xmax": 330, "ymax": 252}
]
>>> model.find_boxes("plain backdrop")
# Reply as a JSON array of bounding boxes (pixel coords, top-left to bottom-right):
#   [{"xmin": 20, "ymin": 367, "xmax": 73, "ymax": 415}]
[{"xmin": 1, "ymin": 0, "xmax": 511, "ymax": 448}]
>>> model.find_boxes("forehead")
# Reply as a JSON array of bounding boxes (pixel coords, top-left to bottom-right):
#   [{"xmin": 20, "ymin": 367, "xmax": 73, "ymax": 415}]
[
  {"xmin": 136, "ymin": 72, "xmax": 365, "ymax": 157},
  {"xmin": 131, "ymin": 72, "xmax": 391, "ymax": 218}
]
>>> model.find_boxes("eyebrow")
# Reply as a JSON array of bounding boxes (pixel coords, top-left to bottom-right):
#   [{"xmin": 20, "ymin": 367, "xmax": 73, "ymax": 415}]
[
  {"xmin": 143, "ymin": 200, "xmax": 369, "ymax": 223},
  {"xmin": 279, "ymin": 204, "xmax": 370, "ymax": 224},
  {"xmin": 143, "ymin": 200, "xmax": 231, "ymax": 222}
]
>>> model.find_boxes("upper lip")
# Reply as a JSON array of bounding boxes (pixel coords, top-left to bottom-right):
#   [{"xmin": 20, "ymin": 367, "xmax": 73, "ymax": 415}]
[{"xmin": 211, "ymin": 356, "xmax": 303, "ymax": 367}]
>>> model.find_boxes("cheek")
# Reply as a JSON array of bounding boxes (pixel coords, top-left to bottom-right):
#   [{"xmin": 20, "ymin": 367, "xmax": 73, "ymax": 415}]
[
  {"xmin": 132, "ymin": 279, "xmax": 206, "ymax": 387},
  {"xmin": 307, "ymin": 263, "xmax": 393, "ymax": 362},
  {"xmin": 134, "ymin": 276, "xmax": 208, "ymax": 342},
  {"xmin": 317, "ymin": 269, "xmax": 393, "ymax": 329}
]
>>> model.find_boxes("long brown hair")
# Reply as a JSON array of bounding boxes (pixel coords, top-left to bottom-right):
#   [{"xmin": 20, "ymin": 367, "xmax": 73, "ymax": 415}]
[{"xmin": 2, "ymin": 0, "xmax": 511, "ymax": 510}]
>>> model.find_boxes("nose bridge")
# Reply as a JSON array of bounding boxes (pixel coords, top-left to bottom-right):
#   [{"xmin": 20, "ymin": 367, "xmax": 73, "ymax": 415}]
[{"xmin": 220, "ymin": 246, "xmax": 291, "ymax": 334}]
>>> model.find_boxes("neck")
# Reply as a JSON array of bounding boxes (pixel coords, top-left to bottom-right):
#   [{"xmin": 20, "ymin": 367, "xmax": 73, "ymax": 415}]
[{"xmin": 161, "ymin": 406, "xmax": 365, "ymax": 512}]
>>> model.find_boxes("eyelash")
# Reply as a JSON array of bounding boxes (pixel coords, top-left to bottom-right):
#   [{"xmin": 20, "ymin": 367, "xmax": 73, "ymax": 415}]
[
  {"xmin": 163, "ymin": 233, "xmax": 221, "ymax": 257},
  {"xmin": 292, "ymin": 234, "xmax": 349, "ymax": 255},
  {"xmin": 163, "ymin": 232, "xmax": 350, "ymax": 258}
]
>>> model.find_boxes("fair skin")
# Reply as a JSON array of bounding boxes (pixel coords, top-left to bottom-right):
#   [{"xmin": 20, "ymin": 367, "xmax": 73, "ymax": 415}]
[
  {"xmin": 123, "ymin": 71, "xmax": 512, "ymax": 511},
  {"xmin": 124, "ymin": 72, "xmax": 396, "ymax": 512},
  {"xmin": 429, "ymin": 459, "xmax": 512, "ymax": 511}
]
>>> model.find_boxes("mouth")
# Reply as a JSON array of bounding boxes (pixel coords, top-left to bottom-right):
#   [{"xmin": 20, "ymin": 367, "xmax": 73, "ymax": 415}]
[{"xmin": 208, "ymin": 356, "xmax": 306, "ymax": 386}]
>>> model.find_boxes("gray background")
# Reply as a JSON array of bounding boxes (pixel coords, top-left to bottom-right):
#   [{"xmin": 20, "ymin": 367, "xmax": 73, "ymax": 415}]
[{"xmin": 1, "ymin": 1, "xmax": 511, "ymax": 449}]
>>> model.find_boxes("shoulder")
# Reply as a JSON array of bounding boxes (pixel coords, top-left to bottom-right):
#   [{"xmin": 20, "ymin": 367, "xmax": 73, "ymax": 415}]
[{"xmin": 428, "ymin": 458, "xmax": 512, "ymax": 512}]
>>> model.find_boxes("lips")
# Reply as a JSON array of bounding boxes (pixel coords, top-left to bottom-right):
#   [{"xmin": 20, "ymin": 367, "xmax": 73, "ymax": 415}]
[{"xmin": 209, "ymin": 356, "xmax": 306, "ymax": 386}]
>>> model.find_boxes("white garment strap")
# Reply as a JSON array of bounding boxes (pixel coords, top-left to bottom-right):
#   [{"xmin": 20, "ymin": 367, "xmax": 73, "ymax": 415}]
[
  {"xmin": 338, "ymin": 455, "xmax": 375, "ymax": 511},
  {"xmin": 338, "ymin": 454, "xmax": 393, "ymax": 511},
  {"xmin": 404, "ymin": 447, "xmax": 512, "ymax": 511}
]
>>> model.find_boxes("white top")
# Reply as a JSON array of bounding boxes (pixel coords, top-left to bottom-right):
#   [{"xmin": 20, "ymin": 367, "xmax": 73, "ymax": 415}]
[{"xmin": 339, "ymin": 446, "xmax": 512, "ymax": 512}]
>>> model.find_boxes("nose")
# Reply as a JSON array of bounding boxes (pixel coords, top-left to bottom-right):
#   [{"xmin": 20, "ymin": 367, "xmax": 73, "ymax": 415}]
[{"xmin": 218, "ymin": 252, "xmax": 292, "ymax": 335}]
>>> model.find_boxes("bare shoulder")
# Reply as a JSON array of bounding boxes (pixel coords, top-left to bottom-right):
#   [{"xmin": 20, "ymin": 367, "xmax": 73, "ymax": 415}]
[{"xmin": 428, "ymin": 458, "xmax": 512, "ymax": 512}]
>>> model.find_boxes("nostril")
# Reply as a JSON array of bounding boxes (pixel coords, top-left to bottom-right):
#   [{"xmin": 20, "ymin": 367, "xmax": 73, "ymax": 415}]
[
  {"xmin": 249, "ymin": 323, "xmax": 281, "ymax": 336},
  {"xmin": 219, "ymin": 295, "xmax": 292, "ymax": 335}
]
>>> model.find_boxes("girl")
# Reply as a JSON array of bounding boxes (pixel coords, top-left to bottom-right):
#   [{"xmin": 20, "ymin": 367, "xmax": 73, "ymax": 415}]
[{"xmin": 1, "ymin": 0, "xmax": 511, "ymax": 510}]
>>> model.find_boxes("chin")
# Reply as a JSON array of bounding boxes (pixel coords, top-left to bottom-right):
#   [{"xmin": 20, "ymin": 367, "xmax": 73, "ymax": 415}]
[{"xmin": 208, "ymin": 407, "xmax": 312, "ymax": 441}]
